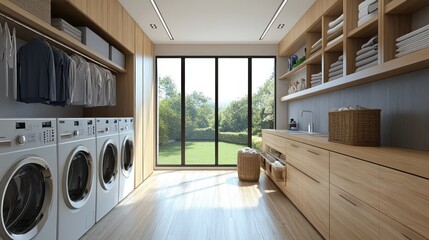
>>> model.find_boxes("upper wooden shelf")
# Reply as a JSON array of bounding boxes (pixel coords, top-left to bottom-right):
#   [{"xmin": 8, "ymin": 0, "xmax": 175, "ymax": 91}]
[
  {"xmin": 0, "ymin": 0, "xmax": 126, "ymax": 73},
  {"xmin": 307, "ymin": 51, "xmax": 322, "ymax": 65},
  {"xmin": 281, "ymin": 47, "xmax": 429, "ymax": 102},
  {"xmin": 325, "ymin": 37, "xmax": 344, "ymax": 53},
  {"xmin": 348, "ymin": 16, "xmax": 378, "ymax": 38},
  {"xmin": 279, "ymin": 64, "xmax": 307, "ymax": 80},
  {"xmin": 385, "ymin": 0, "xmax": 429, "ymax": 14}
]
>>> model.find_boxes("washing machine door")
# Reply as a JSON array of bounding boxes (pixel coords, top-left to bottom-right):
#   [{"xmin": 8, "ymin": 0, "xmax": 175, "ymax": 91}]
[
  {"xmin": 100, "ymin": 139, "xmax": 118, "ymax": 190},
  {"xmin": 0, "ymin": 157, "xmax": 53, "ymax": 240},
  {"xmin": 64, "ymin": 146, "xmax": 93, "ymax": 209},
  {"xmin": 121, "ymin": 136, "xmax": 134, "ymax": 178}
]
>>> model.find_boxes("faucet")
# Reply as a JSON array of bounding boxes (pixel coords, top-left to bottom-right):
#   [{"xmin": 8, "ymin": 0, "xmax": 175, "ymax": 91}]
[{"xmin": 301, "ymin": 110, "xmax": 314, "ymax": 133}]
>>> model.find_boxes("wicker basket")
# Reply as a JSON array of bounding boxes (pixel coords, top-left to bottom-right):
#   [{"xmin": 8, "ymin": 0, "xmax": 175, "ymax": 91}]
[
  {"xmin": 329, "ymin": 109, "xmax": 381, "ymax": 146},
  {"xmin": 237, "ymin": 150, "xmax": 261, "ymax": 182},
  {"xmin": 10, "ymin": 0, "xmax": 51, "ymax": 23},
  {"xmin": 272, "ymin": 163, "xmax": 285, "ymax": 180}
]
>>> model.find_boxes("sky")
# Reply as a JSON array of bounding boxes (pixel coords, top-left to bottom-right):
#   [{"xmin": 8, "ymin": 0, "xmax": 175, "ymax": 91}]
[{"xmin": 157, "ymin": 58, "xmax": 274, "ymax": 106}]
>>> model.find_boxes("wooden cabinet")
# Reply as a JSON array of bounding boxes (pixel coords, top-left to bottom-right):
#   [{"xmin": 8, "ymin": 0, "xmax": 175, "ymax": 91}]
[
  {"xmin": 380, "ymin": 213, "xmax": 427, "ymax": 240},
  {"xmin": 330, "ymin": 185, "xmax": 379, "ymax": 240},
  {"xmin": 301, "ymin": 144, "xmax": 329, "ymax": 182},
  {"xmin": 107, "ymin": 0, "xmax": 123, "ymax": 43},
  {"xmin": 68, "ymin": 0, "xmax": 87, "ymax": 14},
  {"xmin": 285, "ymin": 139, "xmax": 302, "ymax": 169},
  {"xmin": 263, "ymin": 133, "xmax": 287, "ymax": 155},
  {"xmin": 86, "ymin": 0, "xmax": 108, "ymax": 30},
  {"xmin": 122, "ymin": 8, "xmax": 135, "ymax": 53},
  {"xmin": 330, "ymin": 152, "xmax": 380, "ymax": 209},
  {"xmin": 286, "ymin": 164, "xmax": 303, "ymax": 210},
  {"xmin": 380, "ymin": 167, "xmax": 429, "ymax": 238},
  {"xmin": 302, "ymin": 174, "xmax": 329, "ymax": 239}
]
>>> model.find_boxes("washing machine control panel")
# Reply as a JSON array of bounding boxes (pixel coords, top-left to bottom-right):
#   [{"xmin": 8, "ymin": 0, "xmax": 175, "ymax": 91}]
[
  {"xmin": 119, "ymin": 118, "xmax": 134, "ymax": 133},
  {"xmin": 57, "ymin": 118, "xmax": 96, "ymax": 143},
  {"xmin": 0, "ymin": 119, "xmax": 56, "ymax": 153},
  {"xmin": 96, "ymin": 118, "xmax": 119, "ymax": 136}
]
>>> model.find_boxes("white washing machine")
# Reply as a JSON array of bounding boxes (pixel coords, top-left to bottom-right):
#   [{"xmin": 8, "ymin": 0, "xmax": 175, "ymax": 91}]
[
  {"xmin": 95, "ymin": 118, "xmax": 119, "ymax": 222},
  {"xmin": 57, "ymin": 118, "xmax": 96, "ymax": 240},
  {"xmin": 0, "ymin": 119, "xmax": 57, "ymax": 240},
  {"xmin": 118, "ymin": 118, "xmax": 135, "ymax": 202}
]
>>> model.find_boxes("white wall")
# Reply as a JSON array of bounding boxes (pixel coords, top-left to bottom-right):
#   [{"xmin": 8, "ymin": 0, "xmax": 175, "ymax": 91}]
[{"xmin": 154, "ymin": 44, "xmax": 288, "ymax": 129}]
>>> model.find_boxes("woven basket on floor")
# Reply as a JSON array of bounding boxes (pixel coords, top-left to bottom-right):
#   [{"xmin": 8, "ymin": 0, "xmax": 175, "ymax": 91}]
[
  {"xmin": 329, "ymin": 109, "xmax": 381, "ymax": 146},
  {"xmin": 237, "ymin": 151, "xmax": 261, "ymax": 182}
]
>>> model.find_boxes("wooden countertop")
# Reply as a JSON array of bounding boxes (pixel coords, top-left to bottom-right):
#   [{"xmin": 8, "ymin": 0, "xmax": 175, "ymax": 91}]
[{"xmin": 263, "ymin": 129, "xmax": 429, "ymax": 179}]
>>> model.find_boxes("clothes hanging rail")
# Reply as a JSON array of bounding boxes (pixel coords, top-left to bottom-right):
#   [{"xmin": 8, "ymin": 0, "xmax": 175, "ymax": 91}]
[{"xmin": 0, "ymin": 12, "xmax": 122, "ymax": 73}]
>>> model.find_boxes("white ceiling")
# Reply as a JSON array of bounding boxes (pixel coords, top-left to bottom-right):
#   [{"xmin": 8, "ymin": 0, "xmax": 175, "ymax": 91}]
[{"xmin": 119, "ymin": 0, "xmax": 315, "ymax": 44}]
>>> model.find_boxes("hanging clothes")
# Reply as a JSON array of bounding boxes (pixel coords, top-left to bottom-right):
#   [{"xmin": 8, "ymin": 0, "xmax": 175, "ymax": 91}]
[
  {"xmin": 49, "ymin": 47, "xmax": 69, "ymax": 106},
  {"xmin": 17, "ymin": 37, "xmax": 56, "ymax": 103},
  {"xmin": 67, "ymin": 55, "xmax": 77, "ymax": 105},
  {"xmin": 70, "ymin": 54, "xmax": 90, "ymax": 105},
  {"xmin": 87, "ymin": 62, "xmax": 102, "ymax": 107}
]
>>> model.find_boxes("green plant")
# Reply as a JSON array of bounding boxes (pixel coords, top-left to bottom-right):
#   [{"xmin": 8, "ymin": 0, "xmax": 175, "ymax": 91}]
[{"xmin": 292, "ymin": 56, "xmax": 306, "ymax": 68}]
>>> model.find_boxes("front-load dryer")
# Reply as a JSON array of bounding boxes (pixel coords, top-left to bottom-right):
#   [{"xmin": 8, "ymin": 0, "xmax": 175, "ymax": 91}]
[
  {"xmin": 0, "ymin": 118, "xmax": 57, "ymax": 240},
  {"xmin": 57, "ymin": 118, "xmax": 96, "ymax": 240},
  {"xmin": 95, "ymin": 118, "xmax": 119, "ymax": 222},
  {"xmin": 118, "ymin": 118, "xmax": 135, "ymax": 202}
]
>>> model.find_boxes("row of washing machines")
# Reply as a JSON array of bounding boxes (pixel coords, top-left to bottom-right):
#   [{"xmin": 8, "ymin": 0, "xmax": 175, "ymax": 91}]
[{"xmin": 0, "ymin": 118, "xmax": 135, "ymax": 240}]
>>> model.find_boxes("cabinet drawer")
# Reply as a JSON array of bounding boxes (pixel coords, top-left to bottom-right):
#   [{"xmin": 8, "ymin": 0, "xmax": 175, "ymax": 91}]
[
  {"xmin": 380, "ymin": 167, "xmax": 429, "ymax": 238},
  {"xmin": 286, "ymin": 164, "xmax": 303, "ymax": 210},
  {"xmin": 285, "ymin": 140, "xmax": 302, "ymax": 169},
  {"xmin": 264, "ymin": 133, "xmax": 286, "ymax": 155},
  {"xmin": 330, "ymin": 152, "xmax": 380, "ymax": 209},
  {"xmin": 330, "ymin": 185, "xmax": 379, "ymax": 240},
  {"xmin": 302, "ymin": 176, "xmax": 329, "ymax": 239},
  {"xmin": 380, "ymin": 213, "xmax": 427, "ymax": 240},
  {"xmin": 302, "ymin": 144, "xmax": 329, "ymax": 182}
]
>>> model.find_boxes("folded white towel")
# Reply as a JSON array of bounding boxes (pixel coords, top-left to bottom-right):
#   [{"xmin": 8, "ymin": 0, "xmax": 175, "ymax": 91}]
[
  {"xmin": 329, "ymin": 64, "xmax": 343, "ymax": 73},
  {"xmin": 311, "ymin": 38, "xmax": 322, "ymax": 49},
  {"xmin": 359, "ymin": 0, "xmax": 378, "ymax": 11},
  {"xmin": 358, "ymin": 1, "xmax": 378, "ymax": 18},
  {"xmin": 329, "ymin": 74, "xmax": 342, "ymax": 81},
  {"xmin": 311, "ymin": 72, "xmax": 322, "ymax": 77},
  {"xmin": 330, "ymin": 61, "xmax": 342, "ymax": 69},
  {"xmin": 356, "ymin": 60, "xmax": 378, "ymax": 72},
  {"xmin": 358, "ymin": 11, "xmax": 378, "ymax": 26},
  {"xmin": 328, "ymin": 69, "xmax": 343, "ymax": 78},
  {"xmin": 356, "ymin": 54, "xmax": 378, "ymax": 68},
  {"xmin": 310, "ymin": 44, "xmax": 322, "ymax": 54},
  {"xmin": 362, "ymin": 36, "xmax": 378, "ymax": 48},
  {"xmin": 356, "ymin": 49, "xmax": 378, "ymax": 62},
  {"xmin": 397, "ymin": 31, "xmax": 429, "ymax": 48},
  {"xmin": 273, "ymin": 161, "xmax": 285, "ymax": 168},
  {"xmin": 397, "ymin": 34, "xmax": 429, "ymax": 52},
  {"xmin": 328, "ymin": 14, "xmax": 344, "ymax": 29},
  {"xmin": 327, "ymin": 21, "xmax": 344, "ymax": 35},
  {"xmin": 357, "ymin": 44, "xmax": 378, "ymax": 55},
  {"xmin": 338, "ymin": 55, "xmax": 344, "ymax": 61},
  {"xmin": 396, "ymin": 41, "xmax": 429, "ymax": 57},
  {"xmin": 327, "ymin": 34, "xmax": 343, "ymax": 47},
  {"xmin": 397, "ymin": 23, "xmax": 429, "ymax": 42},
  {"xmin": 311, "ymin": 82, "xmax": 322, "ymax": 87},
  {"xmin": 311, "ymin": 79, "xmax": 322, "ymax": 83}
]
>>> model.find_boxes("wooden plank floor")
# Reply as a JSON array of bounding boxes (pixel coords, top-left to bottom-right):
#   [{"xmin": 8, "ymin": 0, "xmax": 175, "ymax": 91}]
[{"xmin": 81, "ymin": 171, "xmax": 322, "ymax": 240}]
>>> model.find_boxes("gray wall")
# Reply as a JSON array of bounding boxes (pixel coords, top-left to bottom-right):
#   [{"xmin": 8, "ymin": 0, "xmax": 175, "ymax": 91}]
[
  {"xmin": 0, "ymin": 37, "xmax": 83, "ymax": 118},
  {"xmin": 286, "ymin": 68, "xmax": 429, "ymax": 151}
]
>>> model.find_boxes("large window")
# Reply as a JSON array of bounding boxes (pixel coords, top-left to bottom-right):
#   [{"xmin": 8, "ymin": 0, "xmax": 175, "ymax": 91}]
[{"xmin": 157, "ymin": 57, "xmax": 275, "ymax": 166}]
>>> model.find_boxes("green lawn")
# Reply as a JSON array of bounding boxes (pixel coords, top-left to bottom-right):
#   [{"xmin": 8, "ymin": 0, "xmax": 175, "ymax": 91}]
[{"xmin": 158, "ymin": 141, "xmax": 247, "ymax": 165}]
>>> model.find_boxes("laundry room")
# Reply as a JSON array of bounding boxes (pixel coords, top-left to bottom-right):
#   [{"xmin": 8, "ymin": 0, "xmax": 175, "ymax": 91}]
[{"xmin": 1, "ymin": 0, "xmax": 429, "ymax": 240}]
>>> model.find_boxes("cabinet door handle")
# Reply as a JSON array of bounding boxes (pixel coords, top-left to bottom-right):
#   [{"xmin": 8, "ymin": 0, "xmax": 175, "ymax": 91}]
[
  {"xmin": 307, "ymin": 150, "xmax": 320, "ymax": 156},
  {"xmin": 303, "ymin": 171, "xmax": 320, "ymax": 184},
  {"xmin": 401, "ymin": 233, "xmax": 412, "ymax": 240},
  {"xmin": 339, "ymin": 194, "xmax": 357, "ymax": 207}
]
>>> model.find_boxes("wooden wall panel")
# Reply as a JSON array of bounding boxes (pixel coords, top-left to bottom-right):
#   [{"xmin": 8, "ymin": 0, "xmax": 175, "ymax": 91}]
[
  {"xmin": 107, "ymin": 0, "xmax": 123, "ymax": 44},
  {"xmin": 122, "ymin": 8, "xmax": 136, "ymax": 53},
  {"xmin": 87, "ymin": 0, "xmax": 108, "ymax": 30},
  {"xmin": 143, "ymin": 32, "xmax": 155, "ymax": 181},
  {"xmin": 134, "ymin": 26, "xmax": 144, "ymax": 187}
]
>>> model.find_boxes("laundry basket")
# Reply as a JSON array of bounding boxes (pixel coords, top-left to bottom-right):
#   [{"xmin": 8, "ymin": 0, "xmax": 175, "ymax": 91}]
[{"xmin": 237, "ymin": 148, "xmax": 261, "ymax": 182}]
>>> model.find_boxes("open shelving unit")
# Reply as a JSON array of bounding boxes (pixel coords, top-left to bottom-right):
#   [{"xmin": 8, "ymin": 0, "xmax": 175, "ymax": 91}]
[{"xmin": 278, "ymin": 0, "xmax": 429, "ymax": 102}]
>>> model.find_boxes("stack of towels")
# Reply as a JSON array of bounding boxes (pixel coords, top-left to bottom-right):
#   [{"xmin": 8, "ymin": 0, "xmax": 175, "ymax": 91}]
[
  {"xmin": 311, "ymin": 72, "xmax": 322, "ymax": 87},
  {"xmin": 310, "ymin": 38, "xmax": 322, "ymax": 55},
  {"xmin": 327, "ymin": 14, "xmax": 344, "ymax": 47},
  {"xmin": 358, "ymin": 0, "xmax": 378, "ymax": 26},
  {"xmin": 329, "ymin": 55, "xmax": 343, "ymax": 81},
  {"xmin": 396, "ymin": 23, "xmax": 429, "ymax": 57},
  {"xmin": 356, "ymin": 36, "xmax": 378, "ymax": 72},
  {"xmin": 51, "ymin": 18, "xmax": 82, "ymax": 42}
]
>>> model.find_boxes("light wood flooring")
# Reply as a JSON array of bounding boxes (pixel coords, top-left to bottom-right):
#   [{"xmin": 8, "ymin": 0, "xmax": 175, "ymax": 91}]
[{"xmin": 81, "ymin": 171, "xmax": 322, "ymax": 240}]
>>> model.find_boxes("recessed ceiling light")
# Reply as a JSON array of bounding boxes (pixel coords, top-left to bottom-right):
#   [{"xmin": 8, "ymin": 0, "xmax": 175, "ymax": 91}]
[
  {"xmin": 260, "ymin": 0, "xmax": 288, "ymax": 40},
  {"xmin": 150, "ymin": 0, "xmax": 174, "ymax": 40},
  {"xmin": 150, "ymin": 24, "xmax": 157, "ymax": 29},
  {"xmin": 277, "ymin": 24, "xmax": 285, "ymax": 29}
]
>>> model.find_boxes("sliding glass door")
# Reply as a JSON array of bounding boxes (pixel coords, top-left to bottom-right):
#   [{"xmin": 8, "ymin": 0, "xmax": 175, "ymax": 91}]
[{"xmin": 157, "ymin": 57, "xmax": 275, "ymax": 166}]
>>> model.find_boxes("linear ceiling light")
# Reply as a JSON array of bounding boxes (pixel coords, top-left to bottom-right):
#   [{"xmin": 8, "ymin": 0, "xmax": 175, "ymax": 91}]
[
  {"xmin": 150, "ymin": 0, "xmax": 174, "ymax": 40},
  {"xmin": 259, "ymin": 0, "xmax": 288, "ymax": 40}
]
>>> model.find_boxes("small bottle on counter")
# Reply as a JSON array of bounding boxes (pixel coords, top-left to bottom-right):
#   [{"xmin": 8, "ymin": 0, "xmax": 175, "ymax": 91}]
[{"xmin": 289, "ymin": 119, "xmax": 298, "ymax": 130}]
